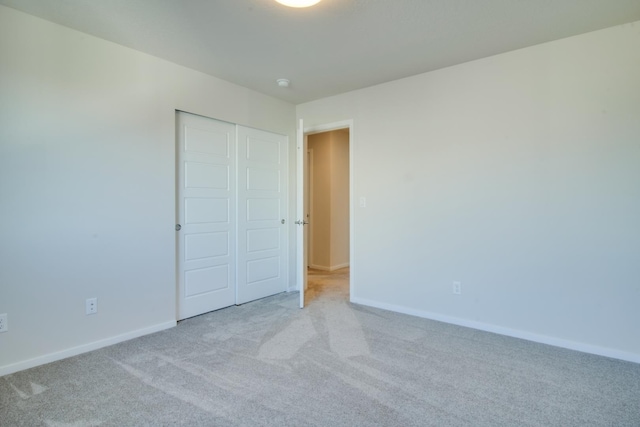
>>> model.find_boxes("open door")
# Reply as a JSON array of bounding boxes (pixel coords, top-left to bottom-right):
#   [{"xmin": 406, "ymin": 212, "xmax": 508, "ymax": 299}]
[{"xmin": 296, "ymin": 119, "xmax": 307, "ymax": 308}]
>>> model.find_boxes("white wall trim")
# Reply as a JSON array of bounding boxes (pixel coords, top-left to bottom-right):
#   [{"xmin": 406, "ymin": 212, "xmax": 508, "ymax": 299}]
[
  {"xmin": 350, "ymin": 297, "xmax": 640, "ymax": 364},
  {"xmin": 309, "ymin": 262, "xmax": 350, "ymax": 272},
  {"xmin": 0, "ymin": 321, "xmax": 176, "ymax": 377},
  {"xmin": 305, "ymin": 120, "xmax": 353, "ymax": 136}
]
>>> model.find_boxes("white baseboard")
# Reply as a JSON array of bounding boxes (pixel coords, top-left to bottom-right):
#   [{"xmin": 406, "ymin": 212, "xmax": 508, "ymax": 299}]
[
  {"xmin": 350, "ymin": 297, "xmax": 640, "ymax": 364},
  {"xmin": 329, "ymin": 263, "xmax": 350, "ymax": 271},
  {"xmin": 309, "ymin": 263, "xmax": 350, "ymax": 272},
  {"xmin": 0, "ymin": 321, "xmax": 176, "ymax": 377}
]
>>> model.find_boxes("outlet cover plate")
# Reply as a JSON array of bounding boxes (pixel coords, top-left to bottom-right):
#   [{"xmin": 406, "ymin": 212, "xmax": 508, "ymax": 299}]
[
  {"xmin": 86, "ymin": 298, "xmax": 97, "ymax": 315},
  {"xmin": 0, "ymin": 313, "xmax": 8, "ymax": 333},
  {"xmin": 453, "ymin": 281, "xmax": 462, "ymax": 295}
]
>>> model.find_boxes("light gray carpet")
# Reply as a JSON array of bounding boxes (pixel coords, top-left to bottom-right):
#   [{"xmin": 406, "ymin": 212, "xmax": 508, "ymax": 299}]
[{"xmin": 1, "ymin": 269, "xmax": 639, "ymax": 426}]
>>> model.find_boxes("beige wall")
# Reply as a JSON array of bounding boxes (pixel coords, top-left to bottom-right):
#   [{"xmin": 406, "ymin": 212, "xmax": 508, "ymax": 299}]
[
  {"xmin": 308, "ymin": 130, "xmax": 350, "ymax": 270},
  {"xmin": 329, "ymin": 130, "xmax": 350, "ymax": 267},
  {"xmin": 308, "ymin": 132, "xmax": 331, "ymax": 268}
]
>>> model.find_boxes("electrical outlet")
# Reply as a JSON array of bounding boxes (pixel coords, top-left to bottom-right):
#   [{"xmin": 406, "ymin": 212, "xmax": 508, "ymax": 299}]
[
  {"xmin": 86, "ymin": 298, "xmax": 98, "ymax": 315},
  {"xmin": 453, "ymin": 281, "xmax": 462, "ymax": 295},
  {"xmin": 0, "ymin": 313, "xmax": 8, "ymax": 333}
]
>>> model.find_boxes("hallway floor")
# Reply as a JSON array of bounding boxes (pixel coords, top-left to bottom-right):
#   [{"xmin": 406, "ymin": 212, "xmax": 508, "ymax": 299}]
[{"xmin": 305, "ymin": 267, "xmax": 350, "ymax": 305}]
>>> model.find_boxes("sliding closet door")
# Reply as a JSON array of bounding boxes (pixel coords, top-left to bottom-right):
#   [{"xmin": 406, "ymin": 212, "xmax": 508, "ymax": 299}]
[
  {"xmin": 236, "ymin": 126, "xmax": 288, "ymax": 304},
  {"xmin": 176, "ymin": 112, "xmax": 236, "ymax": 320}
]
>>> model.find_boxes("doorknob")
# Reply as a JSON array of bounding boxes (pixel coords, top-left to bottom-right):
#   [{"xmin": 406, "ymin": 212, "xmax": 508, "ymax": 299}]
[
  {"xmin": 175, "ymin": 224, "xmax": 181, "ymax": 231},
  {"xmin": 295, "ymin": 220, "xmax": 309, "ymax": 225}
]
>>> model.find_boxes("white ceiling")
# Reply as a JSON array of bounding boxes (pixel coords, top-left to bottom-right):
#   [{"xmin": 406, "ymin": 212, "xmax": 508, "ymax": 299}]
[{"xmin": 2, "ymin": 0, "xmax": 640, "ymax": 104}]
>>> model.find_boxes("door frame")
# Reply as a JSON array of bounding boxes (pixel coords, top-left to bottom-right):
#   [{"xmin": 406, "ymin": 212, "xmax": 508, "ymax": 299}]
[{"xmin": 299, "ymin": 119, "xmax": 355, "ymax": 304}]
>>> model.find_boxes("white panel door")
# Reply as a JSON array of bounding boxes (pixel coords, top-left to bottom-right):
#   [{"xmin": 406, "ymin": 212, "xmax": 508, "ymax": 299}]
[
  {"xmin": 296, "ymin": 119, "xmax": 307, "ymax": 308},
  {"xmin": 237, "ymin": 126, "xmax": 288, "ymax": 304},
  {"xmin": 177, "ymin": 112, "xmax": 236, "ymax": 320}
]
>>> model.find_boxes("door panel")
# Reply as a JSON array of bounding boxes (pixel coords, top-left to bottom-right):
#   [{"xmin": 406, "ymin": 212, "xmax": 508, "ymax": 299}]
[
  {"xmin": 185, "ymin": 232, "xmax": 228, "ymax": 260},
  {"xmin": 247, "ymin": 198, "xmax": 280, "ymax": 221},
  {"xmin": 185, "ymin": 198, "xmax": 229, "ymax": 224},
  {"xmin": 247, "ymin": 168, "xmax": 280, "ymax": 191},
  {"xmin": 296, "ymin": 119, "xmax": 307, "ymax": 308},
  {"xmin": 247, "ymin": 228, "xmax": 279, "ymax": 252},
  {"xmin": 185, "ymin": 126, "xmax": 229, "ymax": 156},
  {"xmin": 247, "ymin": 257, "xmax": 280, "ymax": 283},
  {"xmin": 185, "ymin": 162, "xmax": 229, "ymax": 189},
  {"xmin": 237, "ymin": 126, "xmax": 288, "ymax": 304},
  {"xmin": 185, "ymin": 265, "xmax": 229, "ymax": 295},
  {"xmin": 177, "ymin": 112, "xmax": 236, "ymax": 320}
]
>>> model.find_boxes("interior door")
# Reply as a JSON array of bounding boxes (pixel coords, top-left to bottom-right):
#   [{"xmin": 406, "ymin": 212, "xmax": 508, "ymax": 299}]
[
  {"xmin": 176, "ymin": 112, "xmax": 236, "ymax": 320},
  {"xmin": 236, "ymin": 125, "xmax": 288, "ymax": 304},
  {"xmin": 296, "ymin": 119, "xmax": 307, "ymax": 308}
]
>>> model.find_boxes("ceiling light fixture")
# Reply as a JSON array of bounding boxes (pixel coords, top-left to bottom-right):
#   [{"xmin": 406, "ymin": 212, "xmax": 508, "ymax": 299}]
[{"xmin": 274, "ymin": 0, "xmax": 322, "ymax": 8}]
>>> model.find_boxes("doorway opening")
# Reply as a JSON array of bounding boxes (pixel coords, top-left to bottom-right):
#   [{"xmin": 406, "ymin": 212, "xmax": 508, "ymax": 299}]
[{"xmin": 304, "ymin": 128, "xmax": 350, "ymax": 305}]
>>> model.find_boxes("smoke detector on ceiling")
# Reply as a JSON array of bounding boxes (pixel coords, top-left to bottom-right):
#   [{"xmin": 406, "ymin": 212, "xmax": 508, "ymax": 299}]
[{"xmin": 276, "ymin": 78, "xmax": 290, "ymax": 88}]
